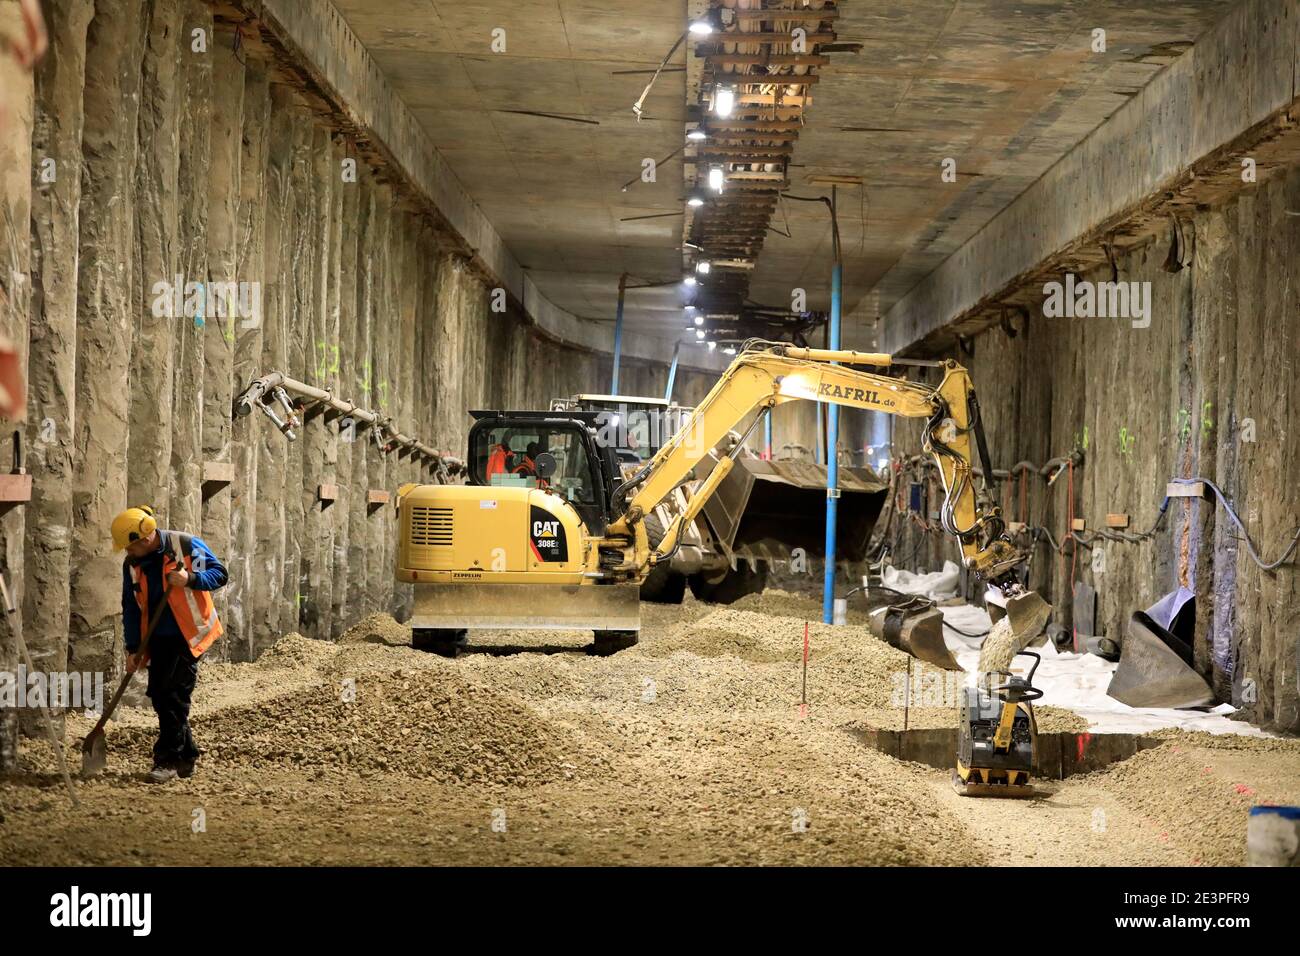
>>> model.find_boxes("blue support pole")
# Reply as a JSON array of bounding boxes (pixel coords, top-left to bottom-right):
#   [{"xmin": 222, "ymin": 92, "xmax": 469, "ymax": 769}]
[
  {"xmin": 822, "ymin": 260, "xmax": 843, "ymax": 625},
  {"xmin": 764, "ymin": 407, "xmax": 773, "ymax": 459},
  {"xmin": 664, "ymin": 340, "xmax": 681, "ymax": 402},
  {"xmin": 611, "ymin": 273, "xmax": 627, "ymax": 395}
]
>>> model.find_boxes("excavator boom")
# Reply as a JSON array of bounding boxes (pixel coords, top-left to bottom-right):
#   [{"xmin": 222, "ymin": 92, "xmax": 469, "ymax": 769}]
[{"xmin": 609, "ymin": 342, "xmax": 1022, "ymax": 581}]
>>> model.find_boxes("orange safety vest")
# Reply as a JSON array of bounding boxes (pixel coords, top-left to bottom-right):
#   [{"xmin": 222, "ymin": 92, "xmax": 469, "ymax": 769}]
[
  {"xmin": 129, "ymin": 531, "xmax": 223, "ymax": 658},
  {"xmin": 487, "ymin": 444, "xmax": 511, "ymax": 478}
]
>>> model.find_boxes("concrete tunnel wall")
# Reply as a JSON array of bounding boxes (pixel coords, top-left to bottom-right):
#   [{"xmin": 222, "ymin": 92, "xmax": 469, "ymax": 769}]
[
  {"xmin": 889, "ymin": 162, "xmax": 1300, "ymax": 734},
  {"xmin": 0, "ymin": 1, "xmax": 862, "ymax": 763}
]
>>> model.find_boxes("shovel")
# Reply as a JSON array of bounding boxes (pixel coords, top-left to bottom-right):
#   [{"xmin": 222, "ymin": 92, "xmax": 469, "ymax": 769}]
[{"xmin": 81, "ymin": 587, "xmax": 169, "ymax": 778}]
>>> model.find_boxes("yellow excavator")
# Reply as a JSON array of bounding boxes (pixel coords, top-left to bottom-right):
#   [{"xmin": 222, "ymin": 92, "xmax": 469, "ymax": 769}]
[
  {"xmin": 549, "ymin": 392, "xmax": 889, "ymax": 605},
  {"xmin": 396, "ymin": 340, "xmax": 1044, "ymax": 652}
]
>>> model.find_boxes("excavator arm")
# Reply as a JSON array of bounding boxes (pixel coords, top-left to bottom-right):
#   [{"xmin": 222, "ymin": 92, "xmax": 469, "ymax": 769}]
[{"xmin": 607, "ymin": 341, "xmax": 1023, "ymax": 582}]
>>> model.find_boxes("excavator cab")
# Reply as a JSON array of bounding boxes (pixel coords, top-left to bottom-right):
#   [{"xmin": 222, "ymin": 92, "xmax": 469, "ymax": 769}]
[
  {"xmin": 396, "ymin": 409, "xmax": 640, "ymax": 655},
  {"xmin": 467, "ymin": 412, "xmax": 618, "ymax": 535}
]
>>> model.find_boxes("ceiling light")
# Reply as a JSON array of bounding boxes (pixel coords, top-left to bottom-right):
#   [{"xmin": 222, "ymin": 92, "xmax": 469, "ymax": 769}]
[
  {"xmin": 723, "ymin": 346, "xmax": 736, "ymax": 355},
  {"xmin": 687, "ymin": 187, "xmax": 708, "ymax": 207},
  {"xmin": 691, "ymin": 8, "xmax": 728, "ymax": 35},
  {"xmin": 693, "ymin": 315, "xmax": 703, "ymax": 327},
  {"xmin": 708, "ymin": 166, "xmax": 724, "ymax": 192},
  {"xmin": 696, "ymin": 261, "xmax": 711, "ymax": 275},
  {"xmin": 714, "ymin": 87, "xmax": 735, "ymax": 118},
  {"xmin": 707, "ymin": 340, "xmax": 717, "ymax": 351},
  {"xmin": 683, "ymin": 275, "xmax": 697, "ymax": 287},
  {"xmin": 696, "ymin": 330, "xmax": 705, "ymax": 340},
  {"xmin": 687, "ymin": 127, "xmax": 707, "ymax": 141}
]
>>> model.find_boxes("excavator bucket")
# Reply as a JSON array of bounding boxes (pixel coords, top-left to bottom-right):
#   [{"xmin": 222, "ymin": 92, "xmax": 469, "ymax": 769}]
[
  {"xmin": 978, "ymin": 590, "xmax": 1052, "ymax": 675},
  {"xmin": 703, "ymin": 457, "xmax": 888, "ymax": 563},
  {"xmin": 1004, "ymin": 589, "xmax": 1052, "ymax": 647},
  {"xmin": 1107, "ymin": 611, "xmax": 1214, "ymax": 709},
  {"xmin": 871, "ymin": 598, "xmax": 963, "ymax": 671}
]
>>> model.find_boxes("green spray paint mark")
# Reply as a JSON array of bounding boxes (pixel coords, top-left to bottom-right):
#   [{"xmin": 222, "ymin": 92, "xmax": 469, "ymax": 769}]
[
  {"xmin": 1118, "ymin": 426, "xmax": 1135, "ymax": 461},
  {"xmin": 1073, "ymin": 424, "xmax": 1089, "ymax": 452},
  {"xmin": 315, "ymin": 342, "xmax": 340, "ymax": 380}
]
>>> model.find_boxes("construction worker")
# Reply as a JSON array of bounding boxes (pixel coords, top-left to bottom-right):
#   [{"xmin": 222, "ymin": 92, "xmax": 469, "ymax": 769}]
[
  {"xmin": 113, "ymin": 506, "xmax": 227, "ymax": 783},
  {"xmin": 486, "ymin": 439, "xmax": 515, "ymax": 480},
  {"xmin": 512, "ymin": 441, "xmax": 541, "ymax": 477}
]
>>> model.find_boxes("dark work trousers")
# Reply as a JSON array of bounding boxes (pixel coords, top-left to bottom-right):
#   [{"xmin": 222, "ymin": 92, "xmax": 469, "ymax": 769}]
[{"xmin": 145, "ymin": 630, "xmax": 202, "ymax": 768}]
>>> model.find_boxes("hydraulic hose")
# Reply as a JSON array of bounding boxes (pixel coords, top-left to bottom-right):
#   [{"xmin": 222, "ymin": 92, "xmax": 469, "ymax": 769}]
[{"xmin": 1169, "ymin": 477, "xmax": 1300, "ymax": 571}]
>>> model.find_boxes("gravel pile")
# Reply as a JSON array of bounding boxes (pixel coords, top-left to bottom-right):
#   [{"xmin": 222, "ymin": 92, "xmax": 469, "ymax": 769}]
[
  {"xmin": 2, "ymin": 589, "xmax": 1294, "ymax": 866},
  {"xmin": 1089, "ymin": 741, "xmax": 1300, "ymax": 865},
  {"xmin": 198, "ymin": 668, "xmax": 585, "ymax": 787}
]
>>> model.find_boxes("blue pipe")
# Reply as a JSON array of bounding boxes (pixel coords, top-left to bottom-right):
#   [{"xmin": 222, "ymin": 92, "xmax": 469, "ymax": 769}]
[
  {"xmin": 822, "ymin": 261, "xmax": 842, "ymax": 625},
  {"xmin": 664, "ymin": 340, "xmax": 680, "ymax": 402},
  {"xmin": 764, "ymin": 408, "xmax": 772, "ymax": 459}
]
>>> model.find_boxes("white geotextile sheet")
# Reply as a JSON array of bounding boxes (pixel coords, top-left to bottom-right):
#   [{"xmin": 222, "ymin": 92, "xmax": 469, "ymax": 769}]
[
  {"xmin": 881, "ymin": 560, "xmax": 962, "ymax": 601},
  {"xmin": 933, "ymin": 603, "xmax": 1272, "ymax": 738}
]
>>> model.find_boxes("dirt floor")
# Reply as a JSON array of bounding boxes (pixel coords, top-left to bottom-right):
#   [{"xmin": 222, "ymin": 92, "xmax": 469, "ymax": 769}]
[{"xmin": 2, "ymin": 590, "xmax": 1297, "ymax": 866}]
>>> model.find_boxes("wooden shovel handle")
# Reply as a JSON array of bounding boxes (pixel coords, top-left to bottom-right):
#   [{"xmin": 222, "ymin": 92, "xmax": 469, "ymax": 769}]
[{"xmin": 88, "ymin": 585, "xmax": 170, "ymax": 736}]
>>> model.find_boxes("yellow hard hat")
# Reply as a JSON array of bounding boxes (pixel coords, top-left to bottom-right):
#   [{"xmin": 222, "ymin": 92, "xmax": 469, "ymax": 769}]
[{"xmin": 111, "ymin": 505, "xmax": 157, "ymax": 551}]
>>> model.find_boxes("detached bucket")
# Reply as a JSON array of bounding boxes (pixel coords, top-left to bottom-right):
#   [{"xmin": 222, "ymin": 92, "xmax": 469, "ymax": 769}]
[
  {"xmin": 1107, "ymin": 610, "xmax": 1213, "ymax": 709},
  {"xmin": 871, "ymin": 597, "xmax": 962, "ymax": 671}
]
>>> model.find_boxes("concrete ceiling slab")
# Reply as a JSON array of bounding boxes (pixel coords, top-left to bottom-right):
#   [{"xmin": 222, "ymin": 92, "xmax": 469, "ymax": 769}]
[{"xmin": 330, "ymin": 0, "xmax": 1242, "ymax": 347}]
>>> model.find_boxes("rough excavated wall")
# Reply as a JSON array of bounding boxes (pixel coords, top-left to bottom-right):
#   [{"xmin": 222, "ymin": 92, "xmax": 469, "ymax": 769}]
[
  {"xmin": 0, "ymin": 0, "xmax": 38, "ymax": 765},
  {"xmin": 0, "ymin": 1, "xmax": 871, "ymax": 765},
  {"xmin": 892, "ymin": 163, "xmax": 1300, "ymax": 734},
  {"xmin": 0, "ymin": 0, "xmax": 682, "ymax": 761}
]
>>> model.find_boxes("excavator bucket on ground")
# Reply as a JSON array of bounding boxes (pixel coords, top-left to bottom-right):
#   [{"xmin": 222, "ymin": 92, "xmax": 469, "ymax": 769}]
[
  {"xmin": 1107, "ymin": 610, "xmax": 1214, "ymax": 709},
  {"xmin": 870, "ymin": 597, "xmax": 963, "ymax": 670}
]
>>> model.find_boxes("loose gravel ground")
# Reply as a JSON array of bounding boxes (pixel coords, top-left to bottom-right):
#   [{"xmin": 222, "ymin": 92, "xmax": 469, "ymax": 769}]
[{"xmin": 1, "ymin": 590, "xmax": 1295, "ymax": 866}]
